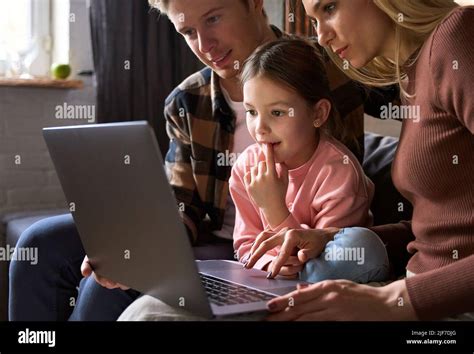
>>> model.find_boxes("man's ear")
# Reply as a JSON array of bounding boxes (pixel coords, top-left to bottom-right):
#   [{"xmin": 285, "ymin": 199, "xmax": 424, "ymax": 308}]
[{"xmin": 312, "ymin": 99, "xmax": 332, "ymax": 127}]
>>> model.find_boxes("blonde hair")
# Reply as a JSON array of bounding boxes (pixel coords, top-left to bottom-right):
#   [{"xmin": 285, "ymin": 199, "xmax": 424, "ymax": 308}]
[{"xmin": 324, "ymin": 0, "xmax": 459, "ymax": 97}]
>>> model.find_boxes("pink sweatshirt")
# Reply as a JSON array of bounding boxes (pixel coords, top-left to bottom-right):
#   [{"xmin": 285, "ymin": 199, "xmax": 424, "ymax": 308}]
[{"xmin": 229, "ymin": 134, "xmax": 375, "ymax": 270}]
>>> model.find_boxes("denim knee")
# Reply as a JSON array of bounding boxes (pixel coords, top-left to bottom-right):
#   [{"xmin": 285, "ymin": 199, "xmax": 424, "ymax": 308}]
[
  {"xmin": 13, "ymin": 213, "xmax": 80, "ymax": 252},
  {"xmin": 300, "ymin": 227, "xmax": 389, "ymax": 283},
  {"xmin": 69, "ymin": 276, "xmax": 140, "ymax": 321},
  {"xmin": 9, "ymin": 214, "xmax": 85, "ymax": 320}
]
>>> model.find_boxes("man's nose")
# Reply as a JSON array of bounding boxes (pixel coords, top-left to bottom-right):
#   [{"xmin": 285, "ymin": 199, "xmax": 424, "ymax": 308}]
[{"xmin": 198, "ymin": 31, "xmax": 216, "ymax": 54}]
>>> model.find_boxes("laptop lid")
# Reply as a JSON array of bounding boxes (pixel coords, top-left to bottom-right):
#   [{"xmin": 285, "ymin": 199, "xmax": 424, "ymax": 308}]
[{"xmin": 43, "ymin": 121, "xmax": 213, "ymax": 318}]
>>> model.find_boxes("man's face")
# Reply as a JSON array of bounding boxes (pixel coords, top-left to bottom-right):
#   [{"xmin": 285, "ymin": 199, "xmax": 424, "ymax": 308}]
[{"xmin": 167, "ymin": 0, "xmax": 266, "ymax": 79}]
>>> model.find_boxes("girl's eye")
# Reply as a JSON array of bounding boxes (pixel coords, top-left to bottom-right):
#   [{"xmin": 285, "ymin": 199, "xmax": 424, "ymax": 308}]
[
  {"xmin": 271, "ymin": 110, "xmax": 285, "ymax": 117},
  {"xmin": 246, "ymin": 110, "xmax": 257, "ymax": 116},
  {"xmin": 207, "ymin": 15, "xmax": 221, "ymax": 25}
]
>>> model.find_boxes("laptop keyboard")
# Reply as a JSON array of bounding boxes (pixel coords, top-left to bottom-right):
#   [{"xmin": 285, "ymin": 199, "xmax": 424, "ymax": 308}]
[{"xmin": 199, "ymin": 273, "xmax": 275, "ymax": 306}]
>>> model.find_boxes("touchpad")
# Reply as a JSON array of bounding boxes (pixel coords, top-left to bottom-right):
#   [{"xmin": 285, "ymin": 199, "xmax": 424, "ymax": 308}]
[{"xmin": 197, "ymin": 260, "xmax": 306, "ymax": 295}]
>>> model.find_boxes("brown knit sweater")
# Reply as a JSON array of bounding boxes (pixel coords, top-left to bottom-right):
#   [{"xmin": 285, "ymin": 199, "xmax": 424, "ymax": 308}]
[{"xmin": 371, "ymin": 6, "xmax": 474, "ymax": 320}]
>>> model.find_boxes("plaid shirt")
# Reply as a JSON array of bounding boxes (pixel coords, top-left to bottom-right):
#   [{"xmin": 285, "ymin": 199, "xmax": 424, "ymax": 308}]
[{"xmin": 164, "ymin": 26, "xmax": 397, "ymax": 244}]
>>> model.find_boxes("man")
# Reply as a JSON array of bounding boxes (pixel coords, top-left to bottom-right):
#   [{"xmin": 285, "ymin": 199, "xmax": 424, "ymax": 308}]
[{"xmin": 9, "ymin": 0, "xmax": 396, "ymax": 321}]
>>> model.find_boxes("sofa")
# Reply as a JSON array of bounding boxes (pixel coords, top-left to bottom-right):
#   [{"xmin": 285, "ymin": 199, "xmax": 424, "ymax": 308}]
[{"xmin": 0, "ymin": 133, "xmax": 412, "ymax": 321}]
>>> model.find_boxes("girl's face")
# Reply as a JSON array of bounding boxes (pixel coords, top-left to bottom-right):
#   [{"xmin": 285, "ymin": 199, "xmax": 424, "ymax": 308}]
[
  {"xmin": 243, "ymin": 75, "xmax": 320, "ymax": 170},
  {"xmin": 302, "ymin": 0, "xmax": 395, "ymax": 68}
]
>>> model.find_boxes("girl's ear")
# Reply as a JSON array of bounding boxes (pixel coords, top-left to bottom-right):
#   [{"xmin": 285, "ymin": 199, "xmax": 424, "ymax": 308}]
[{"xmin": 312, "ymin": 99, "xmax": 332, "ymax": 128}]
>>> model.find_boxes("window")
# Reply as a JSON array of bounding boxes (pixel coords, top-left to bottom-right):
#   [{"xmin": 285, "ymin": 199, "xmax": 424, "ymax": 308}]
[{"xmin": 0, "ymin": 0, "xmax": 51, "ymax": 77}]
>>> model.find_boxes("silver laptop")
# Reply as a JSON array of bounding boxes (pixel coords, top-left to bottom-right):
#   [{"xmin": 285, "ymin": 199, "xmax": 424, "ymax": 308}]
[{"xmin": 43, "ymin": 121, "xmax": 305, "ymax": 318}]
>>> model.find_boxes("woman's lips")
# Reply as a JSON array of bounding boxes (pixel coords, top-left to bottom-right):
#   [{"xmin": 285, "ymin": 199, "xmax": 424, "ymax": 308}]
[{"xmin": 335, "ymin": 45, "xmax": 349, "ymax": 59}]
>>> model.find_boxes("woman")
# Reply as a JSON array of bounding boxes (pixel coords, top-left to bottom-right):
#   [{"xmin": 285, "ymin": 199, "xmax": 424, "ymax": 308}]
[{"xmin": 253, "ymin": 0, "xmax": 473, "ymax": 320}]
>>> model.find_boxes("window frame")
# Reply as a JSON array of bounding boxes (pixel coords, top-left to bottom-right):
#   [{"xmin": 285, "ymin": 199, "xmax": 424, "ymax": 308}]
[{"xmin": 29, "ymin": 0, "xmax": 52, "ymax": 76}]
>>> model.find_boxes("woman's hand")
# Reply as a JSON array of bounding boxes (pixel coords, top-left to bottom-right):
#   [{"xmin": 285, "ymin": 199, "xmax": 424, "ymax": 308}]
[
  {"xmin": 245, "ymin": 227, "xmax": 340, "ymax": 278},
  {"xmin": 264, "ymin": 256, "xmax": 304, "ymax": 279},
  {"xmin": 81, "ymin": 255, "xmax": 130, "ymax": 291},
  {"xmin": 265, "ymin": 279, "xmax": 418, "ymax": 321},
  {"xmin": 244, "ymin": 143, "xmax": 290, "ymax": 227}
]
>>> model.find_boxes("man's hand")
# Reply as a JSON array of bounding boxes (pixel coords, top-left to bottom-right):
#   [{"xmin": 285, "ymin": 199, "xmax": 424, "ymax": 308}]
[
  {"xmin": 81, "ymin": 255, "xmax": 130, "ymax": 290},
  {"xmin": 245, "ymin": 227, "xmax": 340, "ymax": 278},
  {"xmin": 244, "ymin": 143, "xmax": 289, "ymax": 228}
]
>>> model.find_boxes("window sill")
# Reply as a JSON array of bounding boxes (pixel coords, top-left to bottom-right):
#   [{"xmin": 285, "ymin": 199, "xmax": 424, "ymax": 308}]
[{"xmin": 0, "ymin": 77, "xmax": 84, "ymax": 89}]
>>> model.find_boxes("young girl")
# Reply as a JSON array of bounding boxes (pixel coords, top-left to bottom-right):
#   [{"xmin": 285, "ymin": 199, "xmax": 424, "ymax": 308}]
[{"xmin": 229, "ymin": 38, "xmax": 389, "ymax": 283}]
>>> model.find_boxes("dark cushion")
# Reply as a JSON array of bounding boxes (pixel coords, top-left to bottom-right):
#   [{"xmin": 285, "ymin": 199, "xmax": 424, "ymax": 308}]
[
  {"xmin": 2, "ymin": 209, "xmax": 69, "ymax": 248},
  {"xmin": 363, "ymin": 133, "xmax": 413, "ymax": 225},
  {"xmin": 193, "ymin": 238, "xmax": 234, "ymax": 260},
  {"xmin": 0, "ymin": 209, "xmax": 67, "ymax": 321}
]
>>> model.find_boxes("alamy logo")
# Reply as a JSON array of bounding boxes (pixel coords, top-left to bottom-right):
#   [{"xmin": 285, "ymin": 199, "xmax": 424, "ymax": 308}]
[
  {"xmin": 18, "ymin": 328, "xmax": 56, "ymax": 347},
  {"xmin": 380, "ymin": 102, "xmax": 420, "ymax": 122},
  {"xmin": 216, "ymin": 150, "xmax": 259, "ymax": 167},
  {"xmin": 217, "ymin": 150, "xmax": 241, "ymax": 167},
  {"xmin": 0, "ymin": 245, "xmax": 38, "ymax": 265},
  {"xmin": 325, "ymin": 246, "xmax": 365, "ymax": 265},
  {"xmin": 55, "ymin": 103, "xmax": 95, "ymax": 123}
]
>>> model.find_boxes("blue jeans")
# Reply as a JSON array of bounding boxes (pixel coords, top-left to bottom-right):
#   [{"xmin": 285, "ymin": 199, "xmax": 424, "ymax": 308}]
[
  {"xmin": 9, "ymin": 213, "xmax": 234, "ymax": 321},
  {"xmin": 9, "ymin": 214, "xmax": 140, "ymax": 321},
  {"xmin": 300, "ymin": 227, "xmax": 389, "ymax": 283}
]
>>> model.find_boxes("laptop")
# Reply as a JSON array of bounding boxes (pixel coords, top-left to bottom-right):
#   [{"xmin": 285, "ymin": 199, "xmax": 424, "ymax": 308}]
[{"xmin": 43, "ymin": 121, "xmax": 306, "ymax": 318}]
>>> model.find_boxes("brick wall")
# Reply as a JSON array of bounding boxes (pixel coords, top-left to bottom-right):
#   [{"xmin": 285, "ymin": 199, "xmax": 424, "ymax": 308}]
[
  {"xmin": 0, "ymin": 0, "xmax": 94, "ymax": 218},
  {"xmin": 0, "ymin": 81, "xmax": 95, "ymax": 216}
]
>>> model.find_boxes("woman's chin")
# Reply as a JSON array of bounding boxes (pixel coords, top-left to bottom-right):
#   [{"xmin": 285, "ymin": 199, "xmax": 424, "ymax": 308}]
[{"xmin": 350, "ymin": 57, "xmax": 372, "ymax": 69}]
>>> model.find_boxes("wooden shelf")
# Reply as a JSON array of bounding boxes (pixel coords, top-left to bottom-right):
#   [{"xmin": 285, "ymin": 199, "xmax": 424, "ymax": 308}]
[{"xmin": 0, "ymin": 77, "xmax": 84, "ymax": 89}]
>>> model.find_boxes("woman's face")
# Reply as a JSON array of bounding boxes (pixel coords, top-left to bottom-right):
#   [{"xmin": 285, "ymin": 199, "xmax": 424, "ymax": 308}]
[
  {"xmin": 243, "ymin": 75, "xmax": 320, "ymax": 170},
  {"xmin": 302, "ymin": 0, "xmax": 395, "ymax": 68}
]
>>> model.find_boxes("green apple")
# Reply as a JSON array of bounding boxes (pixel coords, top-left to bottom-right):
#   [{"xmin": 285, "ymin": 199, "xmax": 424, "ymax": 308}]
[{"xmin": 51, "ymin": 63, "xmax": 71, "ymax": 79}]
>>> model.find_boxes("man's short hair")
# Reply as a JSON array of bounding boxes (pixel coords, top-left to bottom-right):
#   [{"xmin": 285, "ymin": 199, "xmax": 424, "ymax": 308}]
[{"xmin": 148, "ymin": 0, "xmax": 267, "ymax": 18}]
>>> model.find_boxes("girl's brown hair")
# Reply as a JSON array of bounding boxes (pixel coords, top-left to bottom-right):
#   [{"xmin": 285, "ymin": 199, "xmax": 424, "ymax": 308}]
[{"xmin": 241, "ymin": 37, "xmax": 354, "ymax": 150}]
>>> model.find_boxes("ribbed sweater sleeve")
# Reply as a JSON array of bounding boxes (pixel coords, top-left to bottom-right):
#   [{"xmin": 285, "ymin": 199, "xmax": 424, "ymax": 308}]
[{"xmin": 401, "ymin": 7, "xmax": 474, "ymax": 320}]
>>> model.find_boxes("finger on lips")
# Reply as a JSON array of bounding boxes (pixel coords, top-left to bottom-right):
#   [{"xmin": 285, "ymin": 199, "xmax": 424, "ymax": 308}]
[
  {"xmin": 258, "ymin": 161, "xmax": 266, "ymax": 176},
  {"xmin": 265, "ymin": 144, "xmax": 278, "ymax": 175}
]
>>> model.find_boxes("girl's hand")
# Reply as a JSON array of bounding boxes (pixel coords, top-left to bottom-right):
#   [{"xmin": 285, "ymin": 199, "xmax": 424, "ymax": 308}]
[
  {"xmin": 265, "ymin": 279, "xmax": 418, "ymax": 321},
  {"xmin": 245, "ymin": 227, "xmax": 340, "ymax": 278},
  {"xmin": 244, "ymin": 143, "xmax": 289, "ymax": 227}
]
